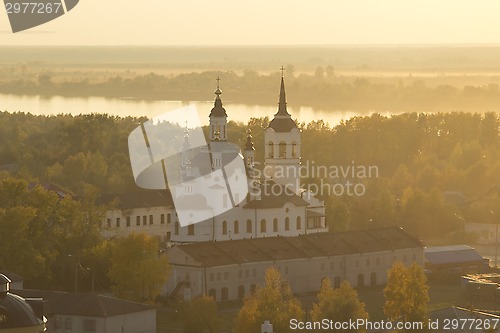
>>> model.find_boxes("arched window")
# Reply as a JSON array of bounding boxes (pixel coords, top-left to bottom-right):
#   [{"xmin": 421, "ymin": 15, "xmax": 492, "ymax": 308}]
[
  {"xmin": 238, "ymin": 285, "xmax": 245, "ymax": 299},
  {"xmin": 260, "ymin": 219, "xmax": 267, "ymax": 233},
  {"xmin": 246, "ymin": 219, "xmax": 252, "ymax": 233},
  {"xmin": 279, "ymin": 141, "xmax": 286, "ymax": 158},
  {"xmin": 357, "ymin": 274, "xmax": 365, "ymax": 288},
  {"xmin": 234, "ymin": 220, "xmax": 239, "ymax": 234},
  {"xmin": 285, "ymin": 217, "xmax": 290, "ymax": 231},
  {"xmin": 208, "ymin": 288, "xmax": 216, "ymax": 300},
  {"xmin": 221, "ymin": 287, "xmax": 229, "ymax": 301},
  {"xmin": 174, "ymin": 222, "xmax": 179, "ymax": 235},
  {"xmin": 273, "ymin": 218, "xmax": 278, "ymax": 232},
  {"xmin": 188, "ymin": 224, "xmax": 194, "ymax": 236},
  {"xmin": 292, "ymin": 141, "xmax": 297, "ymax": 157},
  {"xmin": 268, "ymin": 141, "xmax": 274, "ymax": 158},
  {"xmin": 222, "ymin": 221, "xmax": 227, "ymax": 235},
  {"xmin": 296, "ymin": 216, "xmax": 302, "ymax": 230}
]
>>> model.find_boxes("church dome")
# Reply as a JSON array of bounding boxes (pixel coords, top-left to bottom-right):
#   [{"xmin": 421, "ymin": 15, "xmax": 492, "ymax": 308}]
[
  {"xmin": 268, "ymin": 117, "xmax": 297, "ymax": 132},
  {"xmin": 209, "ymin": 81, "xmax": 227, "ymax": 118},
  {"xmin": 0, "ymin": 274, "xmax": 44, "ymax": 331}
]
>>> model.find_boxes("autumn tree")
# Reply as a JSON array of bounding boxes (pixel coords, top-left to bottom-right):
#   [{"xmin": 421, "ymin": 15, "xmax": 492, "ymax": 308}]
[
  {"xmin": 384, "ymin": 262, "xmax": 429, "ymax": 332},
  {"xmin": 311, "ymin": 279, "xmax": 368, "ymax": 332},
  {"xmin": 108, "ymin": 232, "xmax": 170, "ymax": 303},
  {"xmin": 179, "ymin": 296, "xmax": 222, "ymax": 333},
  {"xmin": 234, "ymin": 267, "xmax": 303, "ymax": 333}
]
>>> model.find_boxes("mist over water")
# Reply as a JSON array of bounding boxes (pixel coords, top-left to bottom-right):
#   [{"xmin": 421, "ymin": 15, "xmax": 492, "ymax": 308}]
[{"xmin": 0, "ymin": 94, "xmax": 374, "ymax": 126}]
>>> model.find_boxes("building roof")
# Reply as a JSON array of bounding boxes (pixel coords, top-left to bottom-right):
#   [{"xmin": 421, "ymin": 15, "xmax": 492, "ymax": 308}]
[
  {"xmin": 173, "ymin": 227, "xmax": 422, "ymax": 267},
  {"xmin": 0, "ymin": 274, "xmax": 43, "ymax": 330},
  {"xmin": 424, "ymin": 245, "xmax": 484, "ymax": 265},
  {"xmin": 98, "ymin": 190, "xmax": 173, "ymax": 210},
  {"xmin": 209, "ymin": 87, "xmax": 227, "ymax": 118},
  {"xmin": 0, "ymin": 271, "xmax": 23, "ymax": 284},
  {"xmin": 267, "ymin": 76, "xmax": 298, "ymax": 132},
  {"xmin": 13, "ymin": 290, "xmax": 152, "ymax": 318}
]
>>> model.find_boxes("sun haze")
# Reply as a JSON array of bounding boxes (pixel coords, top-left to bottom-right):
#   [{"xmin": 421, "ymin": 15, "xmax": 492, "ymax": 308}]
[{"xmin": 1, "ymin": 0, "xmax": 500, "ymax": 45}]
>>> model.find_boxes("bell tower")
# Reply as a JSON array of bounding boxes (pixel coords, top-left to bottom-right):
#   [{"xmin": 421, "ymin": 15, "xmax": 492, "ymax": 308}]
[
  {"xmin": 264, "ymin": 67, "xmax": 301, "ymax": 193},
  {"xmin": 209, "ymin": 77, "xmax": 227, "ymax": 142}
]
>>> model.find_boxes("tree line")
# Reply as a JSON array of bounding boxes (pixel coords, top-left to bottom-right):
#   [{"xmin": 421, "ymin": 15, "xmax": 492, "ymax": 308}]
[
  {"xmin": 3, "ymin": 70, "xmax": 500, "ymax": 112},
  {"xmin": 178, "ymin": 263, "xmax": 429, "ymax": 333},
  {"xmin": 0, "ymin": 111, "xmax": 498, "ymax": 242}
]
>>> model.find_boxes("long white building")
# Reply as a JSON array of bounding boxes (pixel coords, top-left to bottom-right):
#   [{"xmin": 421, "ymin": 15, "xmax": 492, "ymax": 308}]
[{"xmin": 166, "ymin": 227, "xmax": 424, "ymax": 302}]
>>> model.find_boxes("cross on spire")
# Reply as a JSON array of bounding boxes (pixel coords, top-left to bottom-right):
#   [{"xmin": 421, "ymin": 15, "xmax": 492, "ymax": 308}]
[
  {"xmin": 216, "ymin": 76, "xmax": 220, "ymax": 89},
  {"xmin": 280, "ymin": 66, "xmax": 285, "ymax": 77}
]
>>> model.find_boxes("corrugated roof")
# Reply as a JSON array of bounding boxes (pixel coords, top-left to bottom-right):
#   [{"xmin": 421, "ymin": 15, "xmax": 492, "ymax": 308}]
[
  {"xmin": 13, "ymin": 290, "xmax": 152, "ymax": 318},
  {"xmin": 424, "ymin": 245, "xmax": 484, "ymax": 265},
  {"xmin": 174, "ymin": 227, "xmax": 422, "ymax": 267}
]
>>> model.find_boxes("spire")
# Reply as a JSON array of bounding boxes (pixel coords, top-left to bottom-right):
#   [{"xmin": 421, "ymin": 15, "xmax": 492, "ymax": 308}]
[
  {"xmin": 244, "ymin": 129, "xmax": 255, "ymax": 151},
  {"xmin": 181, "ymin": 121, "xmax": 191, "ymax": 151},
  {"xmin": 210, "ymin": 76, "xmax": 227, "ymax": 117},
  {"xmin": 277, "ymin": 67, "xmax": 290, "ymax": 116},
  {"xmin": 267, "ymin": 69, "xmax": 297, "ymax": 132}
]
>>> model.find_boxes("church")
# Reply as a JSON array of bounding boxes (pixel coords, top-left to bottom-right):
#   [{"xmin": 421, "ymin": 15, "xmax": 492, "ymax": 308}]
[{"xmin": 100, "ymin": 73, "xmax": 328, "ymax": 242}]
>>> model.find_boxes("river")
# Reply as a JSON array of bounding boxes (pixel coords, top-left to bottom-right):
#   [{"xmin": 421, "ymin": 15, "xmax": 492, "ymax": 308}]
[{"xmin": 0, "ymin": 93, "xmax": 386, "ymax": 126}]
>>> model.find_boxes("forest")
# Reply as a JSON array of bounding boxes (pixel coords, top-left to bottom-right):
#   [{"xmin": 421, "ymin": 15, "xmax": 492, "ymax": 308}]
[{"xmin": 0, "ymin": 110, "xmax": 498, "ymax": 245}]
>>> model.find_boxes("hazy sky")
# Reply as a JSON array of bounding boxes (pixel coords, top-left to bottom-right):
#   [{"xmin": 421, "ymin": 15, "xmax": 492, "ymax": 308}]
[{"xmin": 1, "ymin": 0, "xmax": 500, "ymax": 45}]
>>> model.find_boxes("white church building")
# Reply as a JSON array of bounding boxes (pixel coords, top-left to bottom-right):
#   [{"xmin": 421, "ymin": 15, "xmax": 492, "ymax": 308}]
[{"xmin": 101, "ymin": 74, "xmax": 328, "ymax": 242}]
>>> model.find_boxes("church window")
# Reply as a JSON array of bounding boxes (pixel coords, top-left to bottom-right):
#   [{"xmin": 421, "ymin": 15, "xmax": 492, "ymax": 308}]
[
  {"xmin": 234, "ymin": 220, "xmax": 239, "ymax": 234},
  {"xmin": 292, "ymin": 141, "xmax": 297, "ymax": 157},
  {"xmin": 136, "ymin": 216, "xmax": 140, "ymax": 226},
  {"xmin": 116, "ymin": 218, "xmax": 120, "ymax": 227},
  {"xmin": 174, "ymin": 222, "xmax": 179, "ymax": 235},
  {"xmin": 143, "ymin": 216, "xmax": 147, "ymax": 225},
  {"xmin": 149, "ymin": 215, "xmax": 153, "ymax": 225},
  {"xmin": 167, "ymin": 213, "xmax": 171, "ymax": 224},
  {"xmin": 279, "ymin": 141, "xmax": 286, "ymax": 158},
  {"xmin": 161, "ymin": 214, "xmax": 165, "ymax": 224},
  {"xmin": 222, "ymin": 221, "xmax": 227, "ymax": 235},
  {"xmin": 188, "ymin": 224, "xmax": 194, "ymax": 236},
  {"xmin": 260, "ymin": 219, "xmax": 267, "ymax": 233},
  {"xmin": 246, "ymin": 219, "xmax": 252, "ymax": 233},
  {"xmin": 273, "ymin": 218, "xmax": 278, "ymax": 232},
  {"xmin": 126, "ymin": 217, "xmax": 130, "ymax": 227},
  {"xmin": 296, "ymin": 216, "xmax": 302, "ymax": 230},
  {"xmin": 285, "ymin": 217, "xmax": 290, "ymax": 231},
  {"xmin": 268, "ymin": 141, "xmax": 274, "ymax": 158}
]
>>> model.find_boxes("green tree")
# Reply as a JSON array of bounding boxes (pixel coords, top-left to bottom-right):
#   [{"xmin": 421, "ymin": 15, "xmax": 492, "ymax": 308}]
[
  {"xmin": 384, "ymin": 262, "xmax": 429, "ymax": 332},
  {"xmin": 234, "ymin": 267, "xmax": 303, "ymax": 333},
  {"xmin": 179, "ymin": 296, "xmax": 222, "ymax": 333},
  {"xmin": 108, "ymin": 232, "xmax": 170, "ymax": 303},
  {"xmin": 311, "ymin": 279, "xmax": 368, "ymax": 332}
]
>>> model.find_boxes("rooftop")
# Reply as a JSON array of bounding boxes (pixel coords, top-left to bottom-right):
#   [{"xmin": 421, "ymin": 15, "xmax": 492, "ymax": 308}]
[
  {"xmin": 13, "ymin": 290, "xmax": 152, "ymax": 318},
  {"xmin": 98, "ymin": 189, "xmax": 173, "ymax": 210},
  {"xmin": 174, "ymin": 226, "xmax": 423, "ymax": 267}
]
